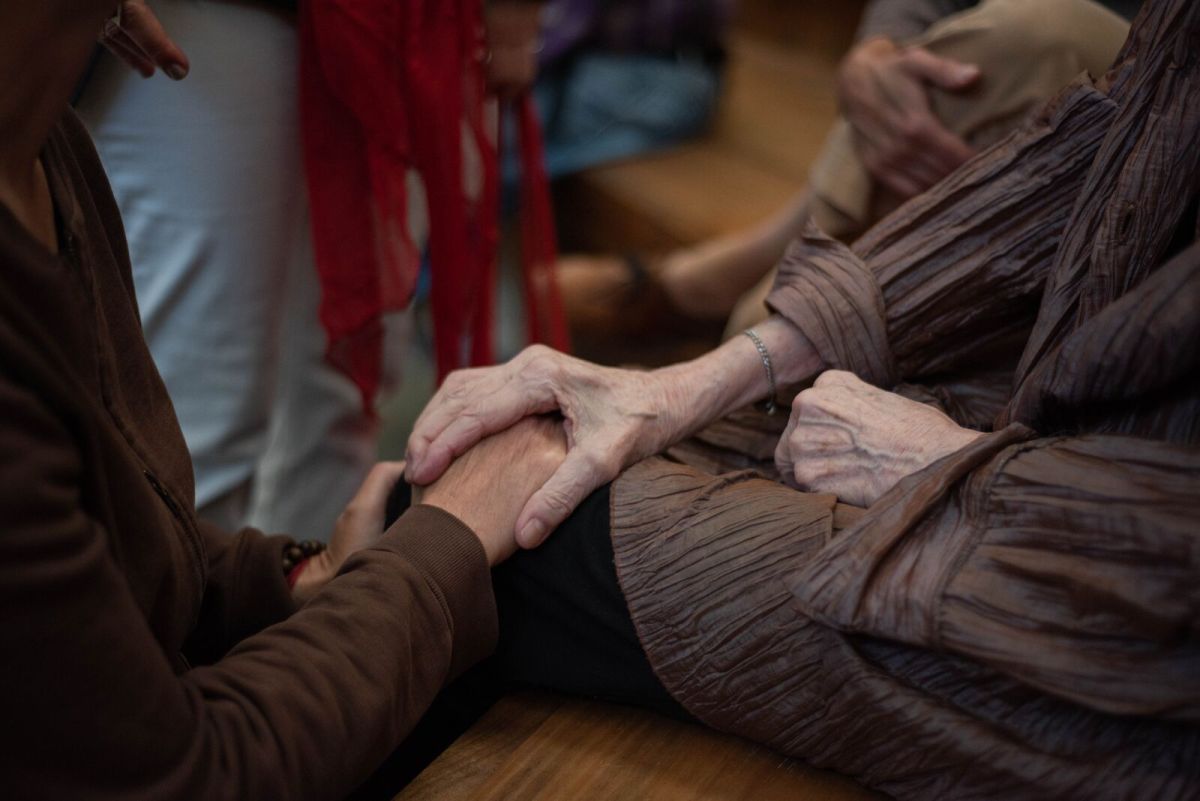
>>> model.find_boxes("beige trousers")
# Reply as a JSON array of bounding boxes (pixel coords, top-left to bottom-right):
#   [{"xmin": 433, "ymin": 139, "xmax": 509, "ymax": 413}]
[{"xmin": 729, "ymin": 0, "xmax": 1129, "ymax": 333}]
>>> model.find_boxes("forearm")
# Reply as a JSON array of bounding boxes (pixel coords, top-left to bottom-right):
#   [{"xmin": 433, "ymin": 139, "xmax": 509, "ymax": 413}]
[{"xmin": 656, "ymin": 315, "xmax": 823, "ymax": 442}]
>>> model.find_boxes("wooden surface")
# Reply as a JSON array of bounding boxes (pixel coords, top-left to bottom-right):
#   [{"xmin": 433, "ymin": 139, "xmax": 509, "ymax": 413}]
[
  {"xmin": 556, "ymin": 35, "xmax": 838, "ymax": 255},
  {"xmin": 555, "ymin": 1, "xmax": 864, "ymax": 255},
  {"xmin": 396, "ymin": 693, "xmax": 883, "ymax": 801}
]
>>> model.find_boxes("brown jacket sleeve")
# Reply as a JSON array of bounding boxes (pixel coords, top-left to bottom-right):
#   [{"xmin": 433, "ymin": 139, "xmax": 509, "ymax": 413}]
[
  {"xmin": 183, "ymin": 521, "xmax": 298, "ymax": 665},
  {"xmin": 787, "ymin": 428, "xmax": 1200, "ymax": 722},
  {"xmin": 767, "ymin": 78, "xmax": 1118, "ymax": 388},
  {"xmin": 0, "ymin": 374, "xmax": 498, "ymax": 801}
]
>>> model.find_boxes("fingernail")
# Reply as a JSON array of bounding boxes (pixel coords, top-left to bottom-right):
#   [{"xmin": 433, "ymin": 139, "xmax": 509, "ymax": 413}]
[
  {"xmin": 166, "ymin": 64, "xmax": 188, "ymax": 81},
  {"xmin": 518, "ymin": 520, "xmax": 545, "ymax": 549}
]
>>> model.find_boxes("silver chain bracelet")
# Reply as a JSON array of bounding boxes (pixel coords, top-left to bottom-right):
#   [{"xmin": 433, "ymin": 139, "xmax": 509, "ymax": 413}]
[{"xmin": 743, "ymin": 328, "xmax": 777, "ymax": 414}]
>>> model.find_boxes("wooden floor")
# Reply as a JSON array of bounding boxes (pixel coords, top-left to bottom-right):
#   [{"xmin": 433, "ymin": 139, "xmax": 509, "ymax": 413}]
[
  {"xmin": 556, "ymin": 0, "xmax": 865, "ymax": 256},
  {"xmin": 396, "ymin": 693, "xmax": 883, "ymax": 801}
]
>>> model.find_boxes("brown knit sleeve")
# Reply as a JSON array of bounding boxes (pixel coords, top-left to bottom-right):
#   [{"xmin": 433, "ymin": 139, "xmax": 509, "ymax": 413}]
[
  {"xmin": 766, "ymin": 78, "xmax": 1118, "ymax": 387},
  {"xmin": 183, "ymin": 521, "xmax": 297, "ymax": 665},
  {"xmin": 0, "ymin": 368, "xmax": 497, "ymax": 801},
  {"xmin": 786, "ymin": 429, "xmax": 1200, "ymax": 722}
]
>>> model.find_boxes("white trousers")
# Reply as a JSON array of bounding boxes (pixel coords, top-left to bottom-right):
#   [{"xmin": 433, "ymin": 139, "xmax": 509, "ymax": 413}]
[{"xmin": 77, "ymin": 0, "xmax": 401, "ymax": 539}]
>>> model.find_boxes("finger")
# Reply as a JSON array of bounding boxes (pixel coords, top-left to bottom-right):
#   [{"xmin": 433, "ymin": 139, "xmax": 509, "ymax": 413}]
[
  {"xmin": 874, "ymin": 164, "xmax": 926, "ymax": 199},
  {"xmin": 514, "ymin": 447, "xmax": 617, "ymax": 548},
  {"xmin": 900, "ymin": 48, "xmax": 980, "ymax": 91},
  {"xmin": 405, "ymin": 370, "xmax": 495, "ymax": 479},
  {"xmin": 119, "ymin": 1, "xmax": 190, "ymax": 79},
  {"xmin": 407, "ymin": 375, "xmax": 557, "ymax": 486},
  {"xmin": 892, "ymin": 153, "xmax": 946, "ymax": 192},
  {"xmin": 774, "ymin": 411, "xmax": 801, "ymax": 485},
  {"xmin": 351, "ymin": 461, "xmax": 408, "ymax": 508},
  {"xmin": 100, "ymin": 29, "xmax": 156, "ymax": 77},
  {"xmin": 917, "ymin": 122, "xmax": 977, "ymax": 173}
]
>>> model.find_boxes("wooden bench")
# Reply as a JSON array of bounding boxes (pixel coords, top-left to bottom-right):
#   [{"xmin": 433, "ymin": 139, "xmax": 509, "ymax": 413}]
[
  {"xmin": 396, "ymin": 692, "xmax": 883, "ymax": 801},
  {"xmin": 555, "ymin": 0, "xmax": 865, "ymax": 255}
]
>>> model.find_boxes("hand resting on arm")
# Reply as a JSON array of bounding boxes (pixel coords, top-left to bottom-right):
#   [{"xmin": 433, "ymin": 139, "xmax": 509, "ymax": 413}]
[
  {"xmin": 407, "ymin": 316, "xmax": 824, "ymax": 548},
  {"xmin": 295, "ymin": 417, "xmax": 567, "ymax": 603}
]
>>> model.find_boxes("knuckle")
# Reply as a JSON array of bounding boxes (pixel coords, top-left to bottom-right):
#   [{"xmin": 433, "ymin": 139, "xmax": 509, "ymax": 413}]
[
  {"xmin": 579, "ymin": 448, "xmax": 615, "ymax": 478},
  {"xmin": 817, "ymin": 370, "xmax": 852, "ymax": 387}
]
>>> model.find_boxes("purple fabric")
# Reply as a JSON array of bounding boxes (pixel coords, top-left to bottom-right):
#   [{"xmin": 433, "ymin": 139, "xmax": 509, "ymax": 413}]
[{"xmin": 539, "ymin": 0, "xmax": 733, "ymax": 66}]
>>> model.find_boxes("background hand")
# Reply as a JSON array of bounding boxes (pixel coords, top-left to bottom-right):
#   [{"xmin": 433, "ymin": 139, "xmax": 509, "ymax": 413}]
[
  {"xmin": 837, "ymin": 36, "xmax": 978, "ymax": 198},
  {"xmin": 775, "ymin": 371, "xmax": 982, "ymax": 507},
  {"xmin": 406, "ymin": 345, "xmax": 692, "ymax": 550},
  {"xmin": 99, "ymin": 1, "xmax": 189, "ymax": 80}
]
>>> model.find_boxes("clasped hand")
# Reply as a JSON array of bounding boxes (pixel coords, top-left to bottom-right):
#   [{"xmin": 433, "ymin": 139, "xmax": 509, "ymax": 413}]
[
  {"xmin": 406, "ymin": 346, "xmax": 692, "ymax": 550},
  {"xmin": 774, "ymin": 371, "xmax": 982, "ymax": 507}
]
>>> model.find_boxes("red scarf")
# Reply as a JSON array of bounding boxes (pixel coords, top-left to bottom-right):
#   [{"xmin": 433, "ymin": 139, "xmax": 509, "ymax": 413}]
[{"xmin": 299, "ymin": 1, "xmax": 568, "ymax": 411}]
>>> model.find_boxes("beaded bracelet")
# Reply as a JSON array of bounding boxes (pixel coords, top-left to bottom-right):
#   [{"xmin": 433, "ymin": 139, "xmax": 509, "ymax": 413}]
[{"xmin": 283, "ymin": 539, "xmax": 328, "ymax": 583}]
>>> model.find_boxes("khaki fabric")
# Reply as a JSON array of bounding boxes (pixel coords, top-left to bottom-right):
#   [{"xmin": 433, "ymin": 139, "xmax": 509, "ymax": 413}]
[
  {"xmin": 810, "ymin": 0, "xmax": 1130, "ymax": 238},
  {"xmin": 727, "ymin": 0, "xmax": 1129, "ymax": 335}
]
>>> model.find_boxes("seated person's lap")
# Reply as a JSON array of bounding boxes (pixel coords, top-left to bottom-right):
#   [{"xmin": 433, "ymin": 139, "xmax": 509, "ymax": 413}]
[{"xmin": 384, "ymin": 479, "xmax": 688, "ymax": 720}]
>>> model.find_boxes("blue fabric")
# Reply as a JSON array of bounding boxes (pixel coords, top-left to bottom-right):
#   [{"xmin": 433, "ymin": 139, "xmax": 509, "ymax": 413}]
[{"xmin": 504, "ymin": 52, "xmax": 721, "ymax": 198}]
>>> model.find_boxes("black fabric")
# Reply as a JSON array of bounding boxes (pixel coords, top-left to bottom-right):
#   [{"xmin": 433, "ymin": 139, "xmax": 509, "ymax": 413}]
[
  {"xmin": 352, "ymin": 481, "xmax": 685, "ymax": 798},
  {"xmin": 489, "ymin": 484, "xmax": 688, "ymax": 720},
  {"xmin": 388, "ymin": 480, "xmax": 683, "ymax": 716}
]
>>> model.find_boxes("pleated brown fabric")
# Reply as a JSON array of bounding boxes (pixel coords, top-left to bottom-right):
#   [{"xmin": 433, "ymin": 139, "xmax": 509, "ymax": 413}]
[{"xmin": 609, "ymin": 0, "xmax": 1200, "ymax": 797}]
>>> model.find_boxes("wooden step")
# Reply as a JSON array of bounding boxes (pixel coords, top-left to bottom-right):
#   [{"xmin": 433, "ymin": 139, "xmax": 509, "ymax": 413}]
[
  {"xmin": 734, "ymin": 0, "xmax": 866, "ymax": 64},
  {"xmin": 396, "ymin": 692, "xmax": 885, "ymax": 801},
  {"xmin": 556, "ymin": 139, "xmax": 801, "ymax": 254},
  {"xmin": 712, "ymin": 34, "xmax": 843, "ymax": 184},
  {"xmin": 556, "ymin": 15, "xmax": 858, "ymax": 255}
]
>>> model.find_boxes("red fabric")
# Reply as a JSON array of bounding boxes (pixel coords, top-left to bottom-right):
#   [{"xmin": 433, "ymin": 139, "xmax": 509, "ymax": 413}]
[
  {"xmin": 517, "ymin": 96, "xmax": 571, "ymax": 351},
  {"xmin": 299, "ymin": 1, "xmax": 568, "ymax": 411}
]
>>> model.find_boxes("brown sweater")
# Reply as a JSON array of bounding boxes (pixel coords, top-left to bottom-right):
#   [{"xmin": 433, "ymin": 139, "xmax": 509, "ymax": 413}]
[{"xmin": 0, "ymin": 111, "xmax": 497, "ymax": 800}]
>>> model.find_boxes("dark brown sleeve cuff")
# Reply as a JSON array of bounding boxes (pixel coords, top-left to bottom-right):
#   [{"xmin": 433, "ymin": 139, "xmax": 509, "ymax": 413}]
[{"xmin": 375, "ymin": 504, "xmax": 499, "ymax": 679}]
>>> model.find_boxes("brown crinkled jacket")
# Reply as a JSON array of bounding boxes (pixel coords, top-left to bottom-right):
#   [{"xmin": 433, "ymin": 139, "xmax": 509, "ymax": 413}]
[
  {"xmin": 0, "ymin": 111, "xmax": 497, "ymax": 800},
  {"xmin": 610, "ymin": 1, "xmax": 1199, "ymax": 798}
]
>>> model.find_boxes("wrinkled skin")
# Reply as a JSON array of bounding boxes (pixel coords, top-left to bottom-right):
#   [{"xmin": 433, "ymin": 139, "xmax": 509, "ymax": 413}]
[
  {"xmin": 296, "ymin": 416, "xmax": 566, "ymax": 601},
  {"xmin": 406, "ymin": 345, "xmax": 699, "ymax": 549},
  {"xmin": 775, "ymin": 370, "xmax": 982, "ymax": 507}
]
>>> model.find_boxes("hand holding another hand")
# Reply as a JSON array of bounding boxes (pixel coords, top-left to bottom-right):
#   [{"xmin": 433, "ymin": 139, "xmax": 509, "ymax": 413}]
[
  {"xmin": 416, "ymin": 416, "xmax": 566, "ymax": 565},
  {"xmin": 775, "ymin": 371, "xmax": 982, "ymax": 507},
  {"xmin": 406, "ymin": 345, "xmax": 696, "ymax": 550}
]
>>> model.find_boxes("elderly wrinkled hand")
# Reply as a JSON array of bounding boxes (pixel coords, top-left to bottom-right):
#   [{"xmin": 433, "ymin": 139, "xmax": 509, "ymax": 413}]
[
  {"xmin": 99, "ymin": 1, "xmax": 189, "ymax": 80},
  {"xmin": 406, "ymin": 345, "xmax": 695, "ymax": 550},
  {"xmin": 775, "ymin": 370, "xmax": 982, "ymax": 507},
  {"xmin": 837, "ymin": 36, "xmax": 979, "ymax": 198}
]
